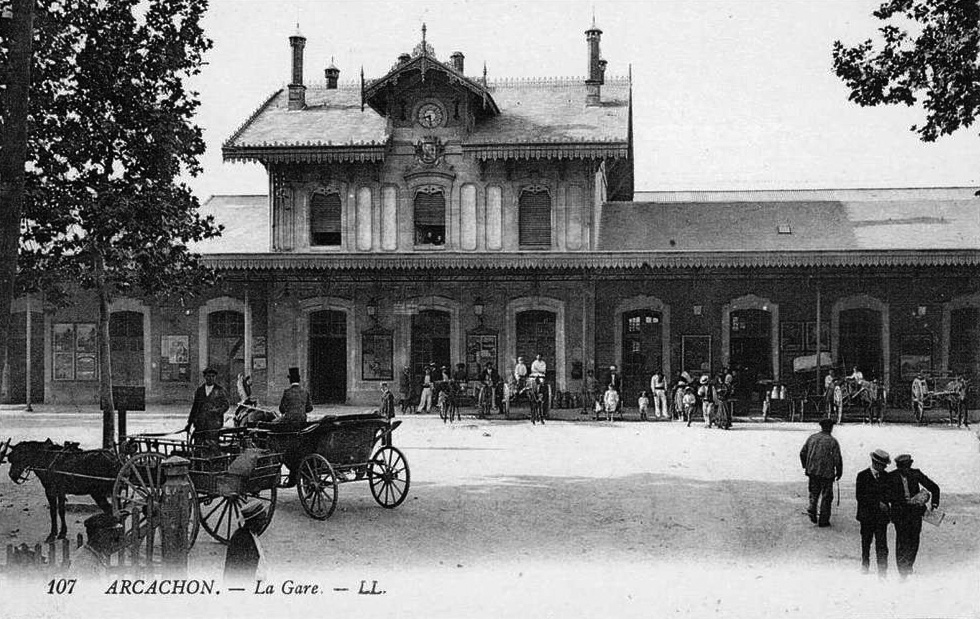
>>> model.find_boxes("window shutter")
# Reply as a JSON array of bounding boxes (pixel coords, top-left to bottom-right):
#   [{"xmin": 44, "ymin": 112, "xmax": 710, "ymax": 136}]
[
  {"xmin": 310, "ymin": 193, "xmax": 342, "ymax": 245},
  {"xmin": 519, "ymin": 189, "xmax": 551, "ymax": 248},
  {"xmin": 414, "ymin": 191, "xmax": 445, "ymax": 226}
]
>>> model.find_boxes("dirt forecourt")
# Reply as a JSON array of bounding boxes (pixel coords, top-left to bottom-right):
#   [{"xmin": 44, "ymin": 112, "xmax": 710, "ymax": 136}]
[{"xmin": 1, "ymin": 408, "xmax": 978, "ymax": 619}]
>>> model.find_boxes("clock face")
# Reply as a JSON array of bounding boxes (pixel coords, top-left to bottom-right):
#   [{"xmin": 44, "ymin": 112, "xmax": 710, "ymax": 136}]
[{"xmin": 416, "ymin": 102, "xmax": 445, "ymax": 128}]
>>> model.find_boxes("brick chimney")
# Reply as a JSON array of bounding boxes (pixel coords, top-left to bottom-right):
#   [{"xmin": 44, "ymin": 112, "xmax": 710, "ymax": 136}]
[
  {"xmin": 324, "ymin": 59, "xmax": 340, "ymax": 89},
  {"xmin": 288, "ymin": 25, "xmax": 306, "ymax": 110},
  {"xmin": 585, "ymin": 20, "xmax": 604, "ymax": 106},
  {"xmin": 450, "ymin": 51, "xmax": 464, "ymax": 73}
]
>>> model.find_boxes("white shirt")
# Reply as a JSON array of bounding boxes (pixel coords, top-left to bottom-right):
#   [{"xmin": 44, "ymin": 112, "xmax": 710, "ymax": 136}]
[
  {"xmin": 514, "ymin": 363, "xmax": 528, "ymax": 380},
  {"xmin": 205, "ymin": 384, "xmax": 214, "ymax": 396},
  {"xmin": 651, "ymin": 374, "xmax": 666, "ymax": 390},
  {"xmin": 530, "ymin": 359, "xmax": 547, "ymax": 377}
]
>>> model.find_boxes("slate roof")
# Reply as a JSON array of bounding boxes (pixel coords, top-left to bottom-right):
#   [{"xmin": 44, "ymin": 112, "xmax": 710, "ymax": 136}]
[
  {"xmin": 194, "ymin": 188, "xmax": 980, "ymax": 268},
  {"xmin": 193, "ymin": 195, "xmax": 268, "ymax": 254},
  {"xmin": 598, "ymin": 188, "xmax": 980, "ymax": 252},
  {"xmin": 467, "ymin": 77, "xmax": 630, "ymax": 145},
  {"xmin": 223, "ymin": 86, "xmax": 388, "ymax": 152},
  {"xmin": 222, "ymin": 77, "xmax": 631, "ymax": 160}
]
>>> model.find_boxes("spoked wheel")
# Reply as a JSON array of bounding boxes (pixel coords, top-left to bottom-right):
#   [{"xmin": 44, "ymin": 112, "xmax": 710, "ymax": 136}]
[
  {"xmin": 112, "ymin": 452, "xmax": 200, "ymax": 559},
  {"xmin": 198, "ymin": 483, "xmax": 277, "ymax": 545},
  {"xmin": 368, "ymin": 446, "xmax": 410, "ymax": 508},
  {"xmin": 298, "ymin": 453, "xmax": 338, "ymax": 520}
]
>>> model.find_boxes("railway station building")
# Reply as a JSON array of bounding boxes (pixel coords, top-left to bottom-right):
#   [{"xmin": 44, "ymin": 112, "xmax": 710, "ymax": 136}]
[{"xmin": 4, "ymin": 25, "xmax": 979, "ymax": 411}]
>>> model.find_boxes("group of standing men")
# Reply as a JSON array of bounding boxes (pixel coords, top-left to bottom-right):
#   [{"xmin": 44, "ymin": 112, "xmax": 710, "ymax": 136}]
[{"xmin": 800, "ymin": 419, "xmax": 941, "ymax": 578}]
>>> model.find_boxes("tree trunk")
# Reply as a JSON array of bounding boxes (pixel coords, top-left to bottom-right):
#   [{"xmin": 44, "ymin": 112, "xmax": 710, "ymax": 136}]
[
  {"xmin": 94, "ymin": 250, "xmax": 115, "ymax": 447},
  {"xmin": 0, "ymin": 0, "xmax": 35, "ymax": 402}
]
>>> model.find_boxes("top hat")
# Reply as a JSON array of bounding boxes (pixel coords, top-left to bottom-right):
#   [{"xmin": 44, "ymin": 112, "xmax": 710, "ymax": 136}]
[
  {"xmin": 288, "ymin": 367, "xmax": 301, "ymax": 383},
  {"xmin": 818, "ymin": 418, "xmax": 835, "ymax": 430},
  {"xmin": 202, "ymin": 366, "xmax": 218, "ymax": 376},
  {"xmin": 894, "ymin": 453, "xmax": 913, "ymax": 467},
  {"xmin": 870, "ymin": 449, "xmax": 891, "ymax": 466}
]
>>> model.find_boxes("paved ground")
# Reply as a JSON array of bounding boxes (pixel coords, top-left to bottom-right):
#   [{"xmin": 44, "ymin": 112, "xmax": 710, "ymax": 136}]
[{"xmin": 1, "ymin": 405, "xmax": 978, "ymax": 619}]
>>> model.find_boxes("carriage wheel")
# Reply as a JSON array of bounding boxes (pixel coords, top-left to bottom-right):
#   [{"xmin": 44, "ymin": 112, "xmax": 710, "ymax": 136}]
[
  {"xmin": 198, "ymin": 483, "xmax": 277, "ymax": 545},
  {"xmin": 368, "ymin": 446, "xmax": 410, "ymax": 509},
  {"xmin": 112, "ymin": 452, "xmax": 201, "ymax": 558},
  {"xmin": 298, "ymin": 454, "xmax": 338, "ymax": 520}
]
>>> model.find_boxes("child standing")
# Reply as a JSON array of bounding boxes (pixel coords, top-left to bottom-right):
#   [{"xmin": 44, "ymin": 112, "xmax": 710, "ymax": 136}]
[
  {"xmin": 683, "ymin": 387, "xmax": 697, "ymax": 427},
  {"xmin": 379, "ymin": 382, "xmax": 395, "ymax": 420},
  {"xmin": 603, "ymin": 384, "xmax": 620, "ymax": 422},
  {"xmin": 638, "ymin": 391, "xmax": 650, "ymax": 421}
]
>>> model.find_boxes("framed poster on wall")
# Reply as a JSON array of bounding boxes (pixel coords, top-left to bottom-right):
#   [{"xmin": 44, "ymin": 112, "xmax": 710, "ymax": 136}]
[
  {"xmin": 160, "ymin": 335, "xmax": 191, "ymax": 382},
  {"xmin": 362, "ymin": 329, "xmax": 393, "ymax": 381},
  {"xmin": 682, "ymin": 335, "xmax": 712, "ymax": 375},
  {"xmin": 466, "ymin": 331, "xmax": 498, "ymax": 380}
]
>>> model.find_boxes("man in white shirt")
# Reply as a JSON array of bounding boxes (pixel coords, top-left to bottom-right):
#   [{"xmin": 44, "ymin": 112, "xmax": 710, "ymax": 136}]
[
  {"xmin": 911, "ymin": 373, "xmax": 928, "ymax": 421},
  {"xmin": 650, "ymin": 370, "xmax": 668, "ymax": 419},
  {"xmin": 530, "ymin": 355, "xmax": 547, "ymax": 383},
  {"xmin": 848, "ymin": 366, "xmax": 865, "ymax": 382},
  {"xmin": 513, "ymin": 357, "xmax": 528, "ymax": 389}
]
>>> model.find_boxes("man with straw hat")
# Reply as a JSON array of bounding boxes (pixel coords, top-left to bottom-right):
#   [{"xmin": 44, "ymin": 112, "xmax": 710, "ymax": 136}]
[
  {"xmin": 888, "ymin": 453, "xmax": 941, "ymax": 578},
  {"xmin": 856, "ymin": 449, "xmax": 892, "ymax": 576},
  {"xmin": 799, "ymin": 418, "xmax": 843, "ymax": 527}
]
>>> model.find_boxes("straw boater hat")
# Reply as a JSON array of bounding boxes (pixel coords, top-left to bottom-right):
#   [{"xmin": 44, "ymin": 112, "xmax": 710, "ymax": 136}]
[
  {"xmin": 241, "ymin": 500, "xmax": 266, "ymax": 521},
  {"xmin": 870, "ymin": 449, "xmax": 891, "ymax": 466},
  {"xmin": 894, "ymin": 454, "xmax": 913, "ymax": 467},
  {"xmin": 699, "ymin": 375, "xmax": 709, "ymax": 384}
]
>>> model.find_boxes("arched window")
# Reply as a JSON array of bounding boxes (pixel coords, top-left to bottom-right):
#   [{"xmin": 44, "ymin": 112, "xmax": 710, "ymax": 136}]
[
  {"xmin": 309, "ymin": 192, "xmax": 342, "ymax": 247},
  {"xmin": 519, "ymin": 187, "xmax": 551, "ymax": 249},
  {"xmin": 414, "ymin": 187, "xmax": 445, "ymax": 246}
]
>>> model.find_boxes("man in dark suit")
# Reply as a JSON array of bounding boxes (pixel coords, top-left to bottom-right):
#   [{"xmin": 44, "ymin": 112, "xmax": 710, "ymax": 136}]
[
  {"xmin": 278, "ymin": 366, "xmax": 313, "ymax": 426},
  {"xmin": 185, "ymin": 366, "xmax": 231, "ymax": 444},
  {"xmin": 856, "ymin": 449, "xmax": 892, "ymax": 576},
  {"xmin": 888, "ymin": 453, "xmax": 941, "ymax": 578},
  {"xmin": 277, "ymin": 367, "xmax": 314, "ymax": 487}
]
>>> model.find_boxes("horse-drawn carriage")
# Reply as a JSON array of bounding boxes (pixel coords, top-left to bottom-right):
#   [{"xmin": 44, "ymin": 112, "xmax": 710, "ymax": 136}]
[
  {"xmin": 252, "ymin": 412, "xmax": 410, "ymax": 520},
  {"xmin": 501, "ymin": 378, "xmax": 550, "ymax": 424},
  {"xmin": 0, "ymin": 426, "xmax": 283, "ymax": 560},
  {"xmin": 911, "ymin": 372, "xmax": 970, "ymax": 425}
]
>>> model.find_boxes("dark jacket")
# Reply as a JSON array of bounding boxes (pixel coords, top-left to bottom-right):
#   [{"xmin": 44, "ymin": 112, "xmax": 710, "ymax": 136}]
[
  {"xmin": 855, "ymin": 468, "xmax": 891, "ymax": 523},
  {"xmin": 379, "ymin": 390, "xmax": 395, "ymax": 419},
  {"xmin": 278, "ymin": 384, "xmax": 313, "ymax": 424},
  {"xmin": 888, "ymin": 468, "xmax": 941, "ymax": 524},
  {"xmin": 188, "ymin": 383, "xmax": 231, "ymax": 434},
  {"xmin": 398, "ymin": 371, "xmax": 412, "ymax": 398},
  {"xmin": 799, "ymin": 431, "xmax": 843, "ymax": 480}
]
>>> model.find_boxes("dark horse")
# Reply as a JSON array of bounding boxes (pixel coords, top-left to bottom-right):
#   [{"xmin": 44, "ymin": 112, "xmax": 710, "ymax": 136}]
[
  {"xmin": 528, "ymin": 379, "xmax": 545, "ymax": 425},
  {"xmin": 3, "ymin": 439, "xmax": 120, "ymax": 542}
]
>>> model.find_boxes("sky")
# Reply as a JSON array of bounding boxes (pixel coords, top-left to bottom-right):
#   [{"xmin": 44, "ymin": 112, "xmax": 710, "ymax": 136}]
[{"xmin": 186, "ymin": 0, "xmax": 980, "ymax": 200}]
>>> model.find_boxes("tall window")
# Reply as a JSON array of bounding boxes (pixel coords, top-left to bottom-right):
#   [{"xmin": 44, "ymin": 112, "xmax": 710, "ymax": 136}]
[
  {"xmin": 309, "ymin": 192, "xmax": 342, "ymax": 246},
  {"xmin": 519, "ymin": 187, "xmax": 551, "ymax": 249},
  {"xmin": 110, "ymin": 311, "xmax": 144, "ymax": 386},
  {"xmin": 414, "ymin": 187, "xmax": 445, "ymax": 246},
  {"xmin": 53, "ymin": 323, "xmax": 98, "ymax": 381},
  {"xmin": 208, "ymin": 310, "xmax": 245, "ymax": 391}
]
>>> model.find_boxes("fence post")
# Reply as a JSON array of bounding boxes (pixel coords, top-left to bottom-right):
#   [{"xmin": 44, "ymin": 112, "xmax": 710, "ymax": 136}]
[{"xmin": 160, "ymin": 456, "xmax": 191, "ymax": 575}]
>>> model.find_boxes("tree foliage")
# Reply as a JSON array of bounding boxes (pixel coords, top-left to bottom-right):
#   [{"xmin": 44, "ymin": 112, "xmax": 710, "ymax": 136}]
[
  {"xmin": 832, "ymin": 0, "xmax": 980, "ymax": 142},
  {"xmin": 22, "ymin": 0, "xmax": 221, "ymax": 300},
  {"xmin": 10, "ymin": 0, "xmax": 221, "ymax": 441}
]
